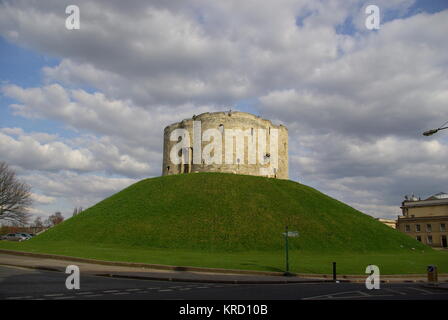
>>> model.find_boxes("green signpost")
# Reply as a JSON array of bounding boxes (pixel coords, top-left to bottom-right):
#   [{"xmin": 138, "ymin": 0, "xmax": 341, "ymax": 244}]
[{"xmin": 283, "ymin": 225, "xmax": 299, "ymax": 276}]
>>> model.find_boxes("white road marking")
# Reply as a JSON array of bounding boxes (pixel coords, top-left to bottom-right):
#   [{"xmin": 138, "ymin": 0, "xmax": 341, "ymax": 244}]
[
  {"xmin": 158, "ymin": 289, "xmax": 173, "ymax": 292},
  {"xmin": 54, "ymin": 296, "xmax": 75, "ymax": 300},
  {"xmin": 303, "ymin": 290, "xmax": 393, "ymax": 300},
  {"xmin": 331, "ymin": 294, "xmax": 394, "ymax": 299},
  {"xmin": 384, "ymin": 288, "xmax": 407, "ymax": 295},
  {"xmin": 5, "ymin": 296, "xmax": 33, "ymax": 300},
  {"xmin": 76, "ymin": 291, "xmax": 94, "ymax": 295},
  {"xmin": 406, "ymin": 287, "xmax": 435, "ymax": 294},
  {"xmin": 44, "ymin": 293, "xmax": 65, "ymax": 297},
  {"xmin": 103, "ymin": 290, "xmax": 120, "ymax": 293},
  {"xmin": 125, "ymin": 288, "xmax": 142, "ymax": 292},
  {"xmin": 112, "ymin": 292, "xmax": 130, "ymax": 295}
]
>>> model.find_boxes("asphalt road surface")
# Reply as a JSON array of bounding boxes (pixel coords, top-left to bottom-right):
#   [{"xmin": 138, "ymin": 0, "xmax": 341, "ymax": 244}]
[{"xmin": 1, "ymin": 265, "xmax": 447, "ymax": 300}]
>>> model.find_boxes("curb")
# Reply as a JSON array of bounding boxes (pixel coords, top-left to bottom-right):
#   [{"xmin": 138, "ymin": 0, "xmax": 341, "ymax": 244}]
[
  {"xmin": 94, "ymin": 273, "xmax": 338, "ymax": 284},
  {"xmin": 0, "ymin": 262, "xmax": 335, "ymax": 284},
  {"xmin": 0, "ymin": 262, "xmax": 62, "ymax": 273},
  {"xmin": 0, "ymin": 249, "xmax": 285, "ymax": 277}
]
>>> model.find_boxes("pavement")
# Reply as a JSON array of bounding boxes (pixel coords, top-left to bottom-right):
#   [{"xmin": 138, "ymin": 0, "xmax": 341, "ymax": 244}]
[
  {"xmin": 1, "ymin": 250, "xmax": 447, "ymax": 284},
  {"xmin": 1, "ymin": 265, "xmax": 447, "ymax": 300},
  {"xmin": 0, "ymin": 252, "xmax": 322, "ymax": 284},
  {"xmin": 1, "ymin": 251, "xmax": 447, "ymax": 301}
]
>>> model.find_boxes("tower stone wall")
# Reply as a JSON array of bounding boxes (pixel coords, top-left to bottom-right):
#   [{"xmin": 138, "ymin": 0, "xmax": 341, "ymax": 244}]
[{"xmin": 162, "ymin": 111, "xmax": 288, "ymax": 179}]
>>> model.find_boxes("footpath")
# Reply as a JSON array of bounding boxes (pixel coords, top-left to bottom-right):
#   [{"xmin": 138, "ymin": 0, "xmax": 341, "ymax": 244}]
[{"xmin": 1, "ymin": 249, "xmax": 447, "ymax": 286}]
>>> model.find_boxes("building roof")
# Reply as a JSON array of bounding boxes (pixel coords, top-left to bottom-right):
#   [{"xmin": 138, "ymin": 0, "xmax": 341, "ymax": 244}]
[
  {"xmin": 426, "ymin": 192, "xmax": 448, "ymax": 200},
  {"xmin": 402, "ymin": 192, "xmax": 448, "ymax": 208}
]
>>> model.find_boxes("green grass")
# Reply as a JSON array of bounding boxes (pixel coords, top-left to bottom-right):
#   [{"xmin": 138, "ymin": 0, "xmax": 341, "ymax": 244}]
[
  {"xmin": 1, "ymin": 172, "xmax": 445, "ymax": 274},
  {"xmin": 0, "ymin": 240, "xmax": 446, "ymax": 275}
]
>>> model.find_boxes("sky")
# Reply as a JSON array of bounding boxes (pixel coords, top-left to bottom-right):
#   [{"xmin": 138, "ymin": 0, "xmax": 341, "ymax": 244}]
[{"xmin": 1, "ymin": 0, "xmax": 448, "ymax": 221}]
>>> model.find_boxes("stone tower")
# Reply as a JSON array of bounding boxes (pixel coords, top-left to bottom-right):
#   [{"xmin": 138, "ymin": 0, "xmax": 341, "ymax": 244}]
[{"xmin": 162, "ymin": 111, "xmax": 288, "ymax": 179}]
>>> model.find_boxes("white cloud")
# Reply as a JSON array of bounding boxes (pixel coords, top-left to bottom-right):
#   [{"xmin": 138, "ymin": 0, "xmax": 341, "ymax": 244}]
[
  {"xmin": 0, "ymin": 128, "xmax": 157, "ymax": 178},
  {"xmin": 22, "ymin": 171, "xmax": 138, "ymax": 219},
  {"xmin": 0, "ymin": 131, "xmax": 95, "ymax": 172},
  {"xmin": 2, "ymin": 84, "xmax": 216, "ymax": 149},
  {"xmin": 30, "ymin": 193, "xmax": 56, "ymax": 205},
  {"xmin": 1, "ymin": 0, "xmax": 447, "ymax": 219},
  {"xmin": 24, "ymin": 171, "xmax": 136, "ymax": 200}
]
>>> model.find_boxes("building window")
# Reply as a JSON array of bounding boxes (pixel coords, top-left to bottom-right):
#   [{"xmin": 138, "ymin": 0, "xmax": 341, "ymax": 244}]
[
  {"xmin": 426, "ymin": 224, "xmax": 432, "ymax": 232},
  {"xmin": 416, "ymin": 236, "xmax": 422, "ymax": 242},
  {"xmin": 427, "ymin": 235, "xmax": 433, "ymax": 245},
  {"xmin": 405, "ymin": 225, "xmax": 410, "ymax": 232},
  {"xmin": 441, "ymin": 223, "xmax": 446, "ymax": 232},
  {"xmin": 415, "ymin": 224, "xmax": 420, "ymax": 232}
]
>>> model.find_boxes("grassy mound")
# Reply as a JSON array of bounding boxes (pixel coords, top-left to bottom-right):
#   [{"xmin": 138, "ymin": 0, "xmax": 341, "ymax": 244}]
[{"xmin": 29, "ymin": 173, "xmax": 425, "ymax": 253}]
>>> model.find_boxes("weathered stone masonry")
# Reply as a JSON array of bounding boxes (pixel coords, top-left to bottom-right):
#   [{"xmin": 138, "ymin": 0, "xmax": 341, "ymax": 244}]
[{"xmin": 162, "ymin": 111, "xmax": 288, "ymax": 179}]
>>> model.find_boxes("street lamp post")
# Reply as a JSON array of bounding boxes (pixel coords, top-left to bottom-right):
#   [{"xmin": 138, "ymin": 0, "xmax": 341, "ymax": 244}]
[{"xmin": 423, "ymin": 121, "xmax": 448, "ymax": 136}]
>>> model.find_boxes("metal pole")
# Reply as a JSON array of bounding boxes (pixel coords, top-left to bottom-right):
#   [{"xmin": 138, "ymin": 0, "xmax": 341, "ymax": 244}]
[
  {"xmin": 285, "ymin": 225, "xmax": 289, "ymax": 273},
  {"xmin": 332, "ymin": 262, "xmax": 337, "ymax": 282}
]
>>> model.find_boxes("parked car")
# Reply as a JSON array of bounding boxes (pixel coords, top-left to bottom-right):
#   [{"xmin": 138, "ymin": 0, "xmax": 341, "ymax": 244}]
[{"xmin": 4, "ymin": 233, "xmax": 28, "ymax": 241}]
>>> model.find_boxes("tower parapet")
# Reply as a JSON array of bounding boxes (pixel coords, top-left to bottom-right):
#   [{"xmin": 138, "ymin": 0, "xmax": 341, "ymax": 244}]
[{"xmin": 162, "ymin": 111, "xmax": 288, "ymax": 179}]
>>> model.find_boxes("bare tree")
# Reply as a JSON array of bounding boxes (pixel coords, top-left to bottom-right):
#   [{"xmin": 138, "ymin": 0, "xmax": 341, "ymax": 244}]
[
  {"xmin": 47, "ymin": 211, "xmax": 64, "ymax": 227},
  {"xmin": 32, "ymin": 216, "xmax": 44, "ymax": 233},
  {"xmin": 33, "ymin": 216, "xmax": 43, "ymax": 228},
  {"xmin": 0, "ymin": 162, "xmax": 32, "ymax": 225}
]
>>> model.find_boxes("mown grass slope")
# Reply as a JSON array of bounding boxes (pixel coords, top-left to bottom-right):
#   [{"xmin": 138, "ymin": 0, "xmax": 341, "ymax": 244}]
[{"xmin": 28, "ymin": 173, "xmax": 426, "ymax": 253}]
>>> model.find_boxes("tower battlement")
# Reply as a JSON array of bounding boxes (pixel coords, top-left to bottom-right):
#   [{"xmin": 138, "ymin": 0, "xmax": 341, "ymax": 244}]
[{"xmin": 162, "ymin": 111, "xmax": 288, "ymax": 179}]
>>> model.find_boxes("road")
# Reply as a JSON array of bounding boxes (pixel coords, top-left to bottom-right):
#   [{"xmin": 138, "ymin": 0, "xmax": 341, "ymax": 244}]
[{"xmin": 0, "ymin": 265, "xmax": 447, "ymax": 300}]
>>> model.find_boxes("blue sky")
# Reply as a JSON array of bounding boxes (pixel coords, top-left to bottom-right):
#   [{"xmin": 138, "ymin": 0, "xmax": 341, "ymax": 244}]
[
  {"xmin": 2, "ymin": 0, "xmax": 447, "ymax": 131},
  {"xmin": 0, "ymin": 37, "xmax": 63, "ymax": 134}
]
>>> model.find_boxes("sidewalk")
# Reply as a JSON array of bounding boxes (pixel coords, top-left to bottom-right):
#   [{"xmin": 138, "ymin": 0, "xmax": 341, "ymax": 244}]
[
  {"xmin": 1, "ymin": 250, "xmax": 447, "ymax": 284},
  {"xmin": 0, "ymin": 252, "xmax": 327, "ymax": 284}
]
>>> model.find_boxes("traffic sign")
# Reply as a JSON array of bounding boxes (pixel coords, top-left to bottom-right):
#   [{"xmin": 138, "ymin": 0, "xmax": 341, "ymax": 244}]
[{"xmin": 283, "ymin": 231, "xmax": 299, "ymax": 237}]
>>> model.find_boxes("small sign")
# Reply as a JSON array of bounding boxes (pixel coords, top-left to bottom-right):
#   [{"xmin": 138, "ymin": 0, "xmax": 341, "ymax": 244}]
[
  {"xmin": 427, "ymin": 265, "xmax": 438, "ymax": 284},
  {"xmin": 283, "ymin": 231, "xmax": 299, "ymax": 237}
]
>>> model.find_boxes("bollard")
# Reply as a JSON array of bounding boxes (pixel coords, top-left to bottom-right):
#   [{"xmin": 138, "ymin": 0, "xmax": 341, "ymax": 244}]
[
  {"xmin": 332, "ymin": 262, "xmax": 337, "ymax": 282},
  {"xmin": 427, "ymin": 265, "xmax": 438, "ymax": 285}
]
